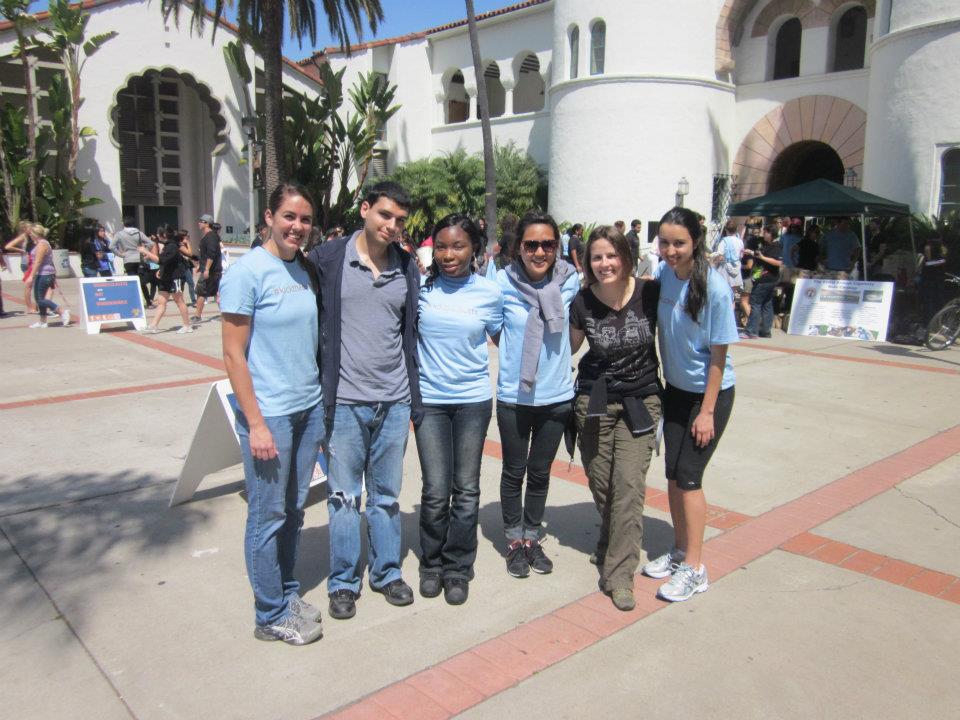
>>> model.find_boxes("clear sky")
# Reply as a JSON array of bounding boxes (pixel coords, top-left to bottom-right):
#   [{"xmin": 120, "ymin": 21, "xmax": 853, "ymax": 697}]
[{"xmin": 28, "ymin": 0, "xmax": 516, "ymax": 62}]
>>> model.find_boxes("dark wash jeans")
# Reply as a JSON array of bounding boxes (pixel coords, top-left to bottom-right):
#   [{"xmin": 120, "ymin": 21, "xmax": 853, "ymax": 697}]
[
  {"xmin": 414, "ymin": 399, "xmax": 492, "ymax": 580},
  {"xmin": 496, "ymin": 400, "xmax": 573, "ymax": 541},
  {"xmin": 746, "ymin": 280, "xmax": 776, "ymax": 336}
]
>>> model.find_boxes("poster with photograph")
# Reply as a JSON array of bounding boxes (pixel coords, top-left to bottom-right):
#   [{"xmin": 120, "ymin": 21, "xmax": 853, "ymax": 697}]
[{"xmin": 787, "ymin": 278, "xmax": 894, "ymax": 342}]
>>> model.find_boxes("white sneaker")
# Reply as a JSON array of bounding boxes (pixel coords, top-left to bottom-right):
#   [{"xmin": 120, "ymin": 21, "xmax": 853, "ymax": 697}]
[
  {"xmin": 29, "ymin": 321, "xmax": 48, "ymax": 329},
  {"xmin": 62, "ymin": 309, "xmax": 71, "ymax": 326},
  {"xmin": 139, "ymin": 325, "xmax": 159, "ymax": 334},
  {"xmin": 642, "ymin": 547, "xmax": 685, "ymax": 579},
  {"xmin": 176, "ymin": 325, "xmax": 193, "ymax": 334},
  {"xmin": 657, "ymin": 563, "xmax": 709, "ymax": 602}
]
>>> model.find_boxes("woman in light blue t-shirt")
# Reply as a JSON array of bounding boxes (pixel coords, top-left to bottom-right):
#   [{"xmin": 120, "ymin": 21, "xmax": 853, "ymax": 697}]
[
  {"xmin": 642, "ymin": 207, "xmax": 738, "ymax": 605},
  {"xmin": 495, "ymin": 210, "xmax": 579, "ymax": 579},
  {"xmin": 220, "ymin": 182, "xmax": 323, "ymax": 646},
  {"xmin": 415, "ymin": 214, "xmax": 503, "ymax": 606}
]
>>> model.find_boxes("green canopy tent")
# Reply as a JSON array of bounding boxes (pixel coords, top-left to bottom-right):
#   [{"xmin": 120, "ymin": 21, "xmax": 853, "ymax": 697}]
[{"xmin": 727, "ymin": 178, "xmax": 914, "ymax": 280}]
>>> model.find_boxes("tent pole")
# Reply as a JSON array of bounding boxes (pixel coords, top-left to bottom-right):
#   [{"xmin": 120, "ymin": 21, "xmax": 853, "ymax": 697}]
[
  {"xmin": 907, "ymin": 214, "xmax": 917, "ymax": 257},
  {"xmin": 861, "ymin": 213, "xmax": 868, "ymax": 280}
]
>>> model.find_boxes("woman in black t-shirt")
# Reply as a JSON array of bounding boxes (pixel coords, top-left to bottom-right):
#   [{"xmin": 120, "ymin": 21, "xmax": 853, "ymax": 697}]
[
  {"xmin": 742, "ymin": 224, "xmax": 783, "ymax": 339},
  {"xmin": 570, "ymin": 225, "xmax": 661, "ymax": 612}
]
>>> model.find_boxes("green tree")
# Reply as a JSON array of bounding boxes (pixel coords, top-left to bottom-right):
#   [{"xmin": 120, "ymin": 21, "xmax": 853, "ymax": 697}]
[
  {"xmin": 162, "ymin": 0, "xmax": 384, "ymax": 195},
  {"xmin": 0, "ymin": 0, "xmax": 39, "ymax": 218},
  {"xmin": 40, "ymin": 0, "xmax": 116, "ymax": 179}
]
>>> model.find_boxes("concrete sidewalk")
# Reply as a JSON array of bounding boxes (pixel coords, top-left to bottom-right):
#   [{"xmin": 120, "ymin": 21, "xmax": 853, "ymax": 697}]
[{"xmin": 1, "ymin": 277, "xmax": 958, "ymax": 719}]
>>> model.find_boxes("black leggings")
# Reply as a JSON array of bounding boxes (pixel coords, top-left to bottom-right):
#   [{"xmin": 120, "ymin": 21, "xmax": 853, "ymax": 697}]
[
  {"xmin": 496, "ymin": 400, "xmax": 572, "ymax": 540},
  {"xmin": 663, "ymin": 384, "xmax": 734, "ymax": 490}
]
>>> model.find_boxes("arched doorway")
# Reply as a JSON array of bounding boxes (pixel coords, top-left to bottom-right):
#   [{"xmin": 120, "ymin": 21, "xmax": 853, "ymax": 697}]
[
  {"xmin": 732, "ymin": 95, "xmax": 866, "ymax": 200},
  {"xmin": 111, "ymin": 69, "xmax": 227, "ymax": 232},
  {"xmin": 768, "ymin": 140, "xmax": 845, "ymax": 191}
]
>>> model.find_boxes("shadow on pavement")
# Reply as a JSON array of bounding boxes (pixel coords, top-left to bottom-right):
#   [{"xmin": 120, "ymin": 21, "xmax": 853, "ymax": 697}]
[{"xmin": 867, "ymin": 343, "xmax": 960, "ymax": 367}]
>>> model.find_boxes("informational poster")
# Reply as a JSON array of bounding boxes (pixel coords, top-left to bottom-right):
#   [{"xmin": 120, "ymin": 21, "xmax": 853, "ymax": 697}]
[
  {"xmin": 788, "ymin": 278, "xmax": 894, "ymax": 342},
  {"xmin": 170, "ymin": 379, "xmax": 327, "ymax": 506},
  {"xmin": 79, "ymin": 276, "xmax": 147, "ymax": 334}
]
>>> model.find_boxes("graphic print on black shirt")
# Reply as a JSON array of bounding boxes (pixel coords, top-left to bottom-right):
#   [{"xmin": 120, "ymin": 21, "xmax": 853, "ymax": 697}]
[{"xmin": 570, "ymin": 280, "xmax": 660, "ymax": 393}]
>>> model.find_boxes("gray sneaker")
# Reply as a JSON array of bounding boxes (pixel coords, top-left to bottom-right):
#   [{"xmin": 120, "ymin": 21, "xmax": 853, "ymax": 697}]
[
  {"xmin": 254, "ymin": 613, "xmax": 323, "ymax": 645},
  {"xmin": 287, "ymin": 594, "xmax": 322, "ymax": 623},
  {"xmin": 642, "ymin": 547, "xmax": 685, "ymax": 579},
  {"xmin": 657, "ymin": 562, "xmax": 709, "ymax": 602}
]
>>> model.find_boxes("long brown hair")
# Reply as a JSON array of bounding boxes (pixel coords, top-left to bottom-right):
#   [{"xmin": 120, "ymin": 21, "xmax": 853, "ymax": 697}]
[{"xmin": 582, "ymin": 225, "xmax": 633, "ymax": 286}]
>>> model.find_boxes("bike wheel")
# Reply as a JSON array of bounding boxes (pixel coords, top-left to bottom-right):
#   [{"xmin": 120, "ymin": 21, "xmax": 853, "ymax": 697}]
[{"xmin": 925, "ymin": 303, "xmax": 960, "ymax": 351}]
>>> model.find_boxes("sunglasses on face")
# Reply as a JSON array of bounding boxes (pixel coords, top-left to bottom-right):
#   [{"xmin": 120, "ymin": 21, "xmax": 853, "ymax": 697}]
[{"xmin": 521, "ymin": 240, "xmax": 558, "ymax": 253}]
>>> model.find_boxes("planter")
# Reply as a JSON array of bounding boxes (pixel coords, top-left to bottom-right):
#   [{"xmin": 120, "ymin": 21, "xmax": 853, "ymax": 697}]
[{"xmin": 53, "ymin": 248, "xmax": 73, "ymax": 278}]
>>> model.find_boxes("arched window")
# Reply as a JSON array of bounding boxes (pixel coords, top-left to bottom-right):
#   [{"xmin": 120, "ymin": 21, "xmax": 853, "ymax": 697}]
[
  {"xmin": 569, "ymin": 26, "xmax": 579, "ymax": 79},
  {"xmin": 941, "ymin": 148, "xmax": 960, "ymax": 217},
  {"xmin": 833, "ymin": 6, "xmax": 867, "ymax": 71},
  {"xmin": 514, "ymin": 54, "xmax": 544, "ymax": 113},
  {"xmin": 480, "ymin": 62, "xmax": 505, "ymax": 119},
  {"xmin": 590, "ymin": 20, "xmax": 605, "ymax": 75},
  {"xmin": 772, "ymin": 18, "xmax": 802, "ymax": 80},
  {"xmin": 445, "ymin": 71, "xmax": 468, "ymax": 124}
]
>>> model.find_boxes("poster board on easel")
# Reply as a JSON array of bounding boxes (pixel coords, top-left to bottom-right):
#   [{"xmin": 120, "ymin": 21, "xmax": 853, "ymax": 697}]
[
  {"xmin": 79, "ymin": 276, "xmax": 147, "ymax": 334},
  {"xmin": 170, "ymin": 379, "xmax": 327, "ymax": 506}
]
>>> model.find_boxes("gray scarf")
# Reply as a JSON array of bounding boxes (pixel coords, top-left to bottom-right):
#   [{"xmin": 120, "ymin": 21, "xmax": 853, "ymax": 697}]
[{"xmin": 505, "ymin": 259, "xmax": 576, "ymax": 393}]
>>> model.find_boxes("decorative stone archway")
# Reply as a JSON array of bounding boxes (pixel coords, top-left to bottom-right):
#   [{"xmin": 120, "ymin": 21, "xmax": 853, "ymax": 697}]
[
  {"xmin": 715, "ymin": 0, "xmax": 876, "ymax": 73},
  {"xmin": 732, "ymin": 95, "xmax": 866, "ymax": 199}
]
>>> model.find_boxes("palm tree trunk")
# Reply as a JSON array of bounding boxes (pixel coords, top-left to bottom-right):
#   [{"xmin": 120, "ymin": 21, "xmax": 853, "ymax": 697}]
[
  {"xmin": 17, "ymin": 29, "xmax": 36, "ymax": 217},
  {"xmin": 67, "ymin": 52, "xmax": 81, "ymax": 179},
  {"xmin": 261, "ymin": 0, "xmax": 287, "ymax": 194},
  {"xmin": 465, "ymin": 0, "xmax": 497, "ymax": 253},
  {"xmin": 0, "ymin": 130, "xmax": 15, "ymax": 228}
]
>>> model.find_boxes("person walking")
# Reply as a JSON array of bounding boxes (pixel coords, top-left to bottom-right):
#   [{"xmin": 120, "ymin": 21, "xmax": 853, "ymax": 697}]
[
  {"xmin": 5, "ymin": 221, "xmax": 38, "ymax": 313},
  {"xmin": 494, "ymin": 210, "xmax": 579, "ymax": 578},
  {"xmin": 643, "ymin": 207, "xmax": 738, "ymax": 603},
  {"xmin": 415, "ymin": 214, "xmax": 503, "ymax": 605},
  {"xmin": 22, "ymin": 225, "xmax": 70, "ymax": 328},
  {"xmin": 220, "ymin": 182, "xmax": 324, "ymax": 646},
  {"xmin": 193, "ymin": 214, "xmax": 222, "ymax": 322},
  {"xmin": 139, "ymin": 225, "xmax": 194, "ymax": 334},
  {"xmin": 110, "ymin": 216, "xmax": 152, "ymax": 302},
  {"xmin": 307, "ymin": 181, "xmax": 422, "ymax": 621},
  {"xmin": 176, "ymin": 230, "xmax": 198, "ymax": 306},
  {"xmin": 569, "ymin": 225, "xmax": 661, "ymax": 611}
]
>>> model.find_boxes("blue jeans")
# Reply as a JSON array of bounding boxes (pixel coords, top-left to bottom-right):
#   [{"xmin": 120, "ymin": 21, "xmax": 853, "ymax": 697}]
[
  {"xmin": 237, "ymin": 402, "xmax": 325, "ymax": 627},
  {"xmin": 414, "ymin": 400, "xmax": 492, "ymax": 580},
  {"xmin": 325, "ymin": 401, "xmax": 411, "ymax": 594},
  {"xmin": 179, "ymin": 266, "xmax": 197, "ymax": 304},
  {"xmin": 746, "ymin": 281, "xmax": 776, "ymax": 336},
  {"xmin": 33, "ymin": 274, "xmax": 59, "ymax": 319},
  {"xmin": 82, "ymin": 266, "xmax": 112, "ymax": 278}
]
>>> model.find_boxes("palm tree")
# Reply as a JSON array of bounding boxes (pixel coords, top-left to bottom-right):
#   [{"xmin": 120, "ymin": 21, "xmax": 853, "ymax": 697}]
[
  {"xmin": 161, "ymin": 0, "xmax": 383, "ymax": 194},
  {"xmin": 0, "ymin": 0, "xmax": 38, "ymax": 218},
  {"xmin": 465, "ymin": 0, "xmax": 497, "ymax": 252}
]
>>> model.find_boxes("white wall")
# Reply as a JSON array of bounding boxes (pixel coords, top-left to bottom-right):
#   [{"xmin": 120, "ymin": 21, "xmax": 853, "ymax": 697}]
[
  {"xmin": 890, "ymin": 0, "xmax": 960, "ymax": 31},
  {"xmin": 431, "ymin": 112, "xmax": 550, "ymax": 167},
  {"xmin": 864, "ymin": 17, "xmax": 960, "ymax": 213}
]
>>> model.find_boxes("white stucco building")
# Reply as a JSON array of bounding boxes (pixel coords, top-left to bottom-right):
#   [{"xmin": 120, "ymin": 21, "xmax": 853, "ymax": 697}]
[
  {"xmin": 0, "ymin": 0, "xmax": 322, "ymax": 241},
  {"xmin": 1, "ymin": 0, "xmax": 958, "ymax": 239},
  {"xmin": 312, "ymin": 0, "xmax": 960, "ymax": 234}
]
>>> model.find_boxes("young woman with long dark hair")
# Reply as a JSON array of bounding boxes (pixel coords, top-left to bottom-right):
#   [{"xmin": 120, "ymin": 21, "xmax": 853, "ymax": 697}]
[
  {"xmin": 495, "ymin": 210, "xmax": 579, "ymax": 578},
  {"xmin": 220, "ymin": 182, "xmax": 324, "ymax": 645},
  {"xmin": 139, "ymin": 224, "xmax": 194, "ymax": 334},
  {"xmin": 643, "ymin": 207, "xmax": 738, "ymax": 602},
  {"xmin": 570, "ymin": 225, "xmax": 661, "ymax": 611},
  {"xmin": 415, "ymin": 213, "xmax": 503, "ymax": 605}
]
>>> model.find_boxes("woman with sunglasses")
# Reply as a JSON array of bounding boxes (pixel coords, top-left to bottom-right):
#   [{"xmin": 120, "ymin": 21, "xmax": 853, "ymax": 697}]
[{"xmin": 495, "ymin": 210, "xmax": 579, "ymax": 578}]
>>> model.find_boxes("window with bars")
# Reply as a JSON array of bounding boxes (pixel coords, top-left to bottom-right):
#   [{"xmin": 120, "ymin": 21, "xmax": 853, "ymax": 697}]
[
  {"xmin": 941, "ymin": 148, "xmax": 960, "ymax": 217},
  {"xmin": 569, "ymin": 26, "xmax": 579, "ymax": 79}
]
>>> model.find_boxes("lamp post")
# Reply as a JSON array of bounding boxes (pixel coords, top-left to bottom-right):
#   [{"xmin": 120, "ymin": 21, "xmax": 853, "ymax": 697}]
[
  {"xmin": 845, "ymin": 167, "xmax": 858, "ymax": 188},
  {"xmin": 676, "ymin": 177, "xmax": 689, "ymax": 208},
  {"xmin": 241, "ymin": 115, "xmax": 257, "ymax": 245}
]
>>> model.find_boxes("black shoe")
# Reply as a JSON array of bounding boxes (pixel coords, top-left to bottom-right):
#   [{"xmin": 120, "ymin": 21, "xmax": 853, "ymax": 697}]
[
  {"xmin": 443, "ymin": 577, "xmax": 469, "ymax": 605},
  {"xmin": 525, "ymin": 539, "xmax": 553, "ymax": 574},
  {"xmin": 328, "ymin": 589, "xmax": 357, "ymax": 620},
  {"xmin": 372, "ymin": 578, "xmax": 414, "ymax": 606},
  {"xmin": 506, "ymin": 540, "xmax": 530, "ymax": 578},
  {"xmin": 419, "ymin": 573, "xmax": 442, "ymax": 598},
  {"xmin": 759, "ymin": 332, "xmax": 772, "ymax": 338}
]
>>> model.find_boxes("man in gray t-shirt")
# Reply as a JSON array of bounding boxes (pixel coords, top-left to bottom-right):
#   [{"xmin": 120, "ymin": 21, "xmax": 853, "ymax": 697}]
[{"xmin": 314, "ymin": 182, "xmax": 420, "ymax": 621}]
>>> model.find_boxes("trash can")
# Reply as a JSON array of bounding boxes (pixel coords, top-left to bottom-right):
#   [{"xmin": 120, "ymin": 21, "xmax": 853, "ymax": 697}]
[{"xmin": 53, "ymin": 248, "xmax": 73, "ymax": 278}]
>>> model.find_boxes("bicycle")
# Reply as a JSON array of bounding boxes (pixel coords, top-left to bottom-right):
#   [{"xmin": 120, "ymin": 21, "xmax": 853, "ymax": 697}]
[{"xmin": 925, "ymin": 273, "xmax": 960, "ymax": 351}]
